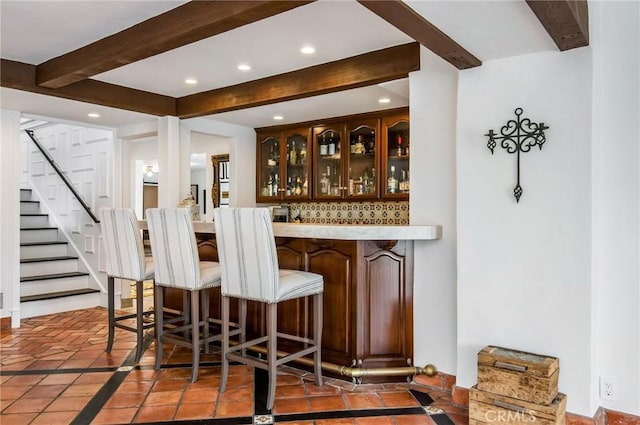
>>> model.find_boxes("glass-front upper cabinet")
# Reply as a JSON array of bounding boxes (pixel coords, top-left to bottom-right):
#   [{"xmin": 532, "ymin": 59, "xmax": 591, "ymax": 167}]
[
  {"xmin": 283, "ymin": 128, "xmax": 311, "ymax": 200},
  {"xmin": 256, "ymin": 132, "xmax": 282, "ymax": 202},
  {"xmin": 313, "ymin": 125, "xmax": 346, "ymax": 200},
  {"xmin": 382, "ymin": 113, "xmax": 410, "ymax": 199},
  {"xmin": 346, "ymin": 119, "xmax": 379, "ymax": 199}
]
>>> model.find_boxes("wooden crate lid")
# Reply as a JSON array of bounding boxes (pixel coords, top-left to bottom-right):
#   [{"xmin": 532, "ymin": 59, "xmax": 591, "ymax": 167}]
[
  {"xmin": 470, "ymin": 386, "xmax": 567, "ymax": 421},
  {"xmin": 478, "ymin": 346, "xmax": 559, "ymax": 378}
]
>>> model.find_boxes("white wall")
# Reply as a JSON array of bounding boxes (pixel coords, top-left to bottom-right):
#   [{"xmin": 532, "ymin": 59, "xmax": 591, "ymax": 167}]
[
  {"xmin": 0, "ymin": 110, "xmax": 21, "ymax": 326},
  {"xmin": 591, "ymin": 0, "xmax": 640, "ymax": 415},
  {"xmin": 456, "ymin": 49, "xmax": 594, "ymax": 415},
  {"xmin": 409, "ymin": 48, "xmax": 459, "ymax": 374}
]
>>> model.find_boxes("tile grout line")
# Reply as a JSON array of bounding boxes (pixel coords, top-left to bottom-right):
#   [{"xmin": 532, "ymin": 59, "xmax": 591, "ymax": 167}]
[{"xmin": 70, "ymin": 334, "xmax": 154, "ymax": 425}]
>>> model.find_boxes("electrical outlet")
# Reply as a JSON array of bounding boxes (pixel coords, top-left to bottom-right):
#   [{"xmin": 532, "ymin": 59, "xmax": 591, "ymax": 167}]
[{"xmin": 600, "ymin": 377, "xmax": 615, "ymax": 400}]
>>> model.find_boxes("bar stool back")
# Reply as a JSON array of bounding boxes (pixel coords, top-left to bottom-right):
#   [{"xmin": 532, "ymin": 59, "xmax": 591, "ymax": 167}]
[
  {"xmin": 99, "ymin": 208, "xmax": 154, "ymax": 363},
  {"xmin": 146, "ymin": 208, "xmax": 223, "ymax": 382},
  {"xmin": 214, "ymin": 207, "xmax": 324, "ymax": 410}
]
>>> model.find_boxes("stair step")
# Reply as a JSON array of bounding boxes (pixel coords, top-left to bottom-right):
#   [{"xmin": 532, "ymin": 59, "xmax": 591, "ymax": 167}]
[
  {"xmin": 20, "ymin": 289, "xmax": 101, "ymax": 319},
  {"xmin": 20, "ymin": 227, "xmax": 59, "ymax": 243},
  {"xmin": 20, "ymin": 256, "xmax": 78, "ymax": 263},
  {"xmin": 20, "ymin": 241, "xmax": 69, "ymax": 260},
  {"xmin": 20, "ymin": 271, "xmax": 88, "ymax": 282},
  {"xmin": 20, "ymin": 214, "xmax": 49, "ymax": 228},
  {"xmin": 20, "ymin": 189, "xmax": 33, "ymax": 201},
  {"xmin": 20, "ymin": 200, "xmax": 40, "ymax": 213},
  {"xmin": 21, "ymin": 288, "xmax": 99, "ymax": 303},
  {"xmin": 20, "ymin": 272, "xmax": 90, "ymax": 297},
  {"xmin": 20, "ymin": 256, "xmax": 80, "ymax": 278}
]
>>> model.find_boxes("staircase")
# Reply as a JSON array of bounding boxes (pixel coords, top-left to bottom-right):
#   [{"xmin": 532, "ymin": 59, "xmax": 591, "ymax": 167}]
[{"xmin": 20, "ymin": 188, "xmax": 100, "ymax": 318}]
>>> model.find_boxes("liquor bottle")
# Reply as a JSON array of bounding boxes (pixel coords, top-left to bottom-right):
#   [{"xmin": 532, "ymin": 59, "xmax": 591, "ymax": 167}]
[
  {"xmin": 355, "ymin": 135, "xmax": 364, "ymax": 154},
  {"xmin": 320, "ymin": 168, "xmax": 329, "ymax": 195},
  {"xmin": 367, "ymin": 131, "xmax": 375, "ymax": 154},
  {"xmin": 362, "ymin": 168, "xmax": 370, "ymax": 193},
  {"xmin": 369, "ymin": 167, "xmax": 376, "ymax": 194},
  {"xmin": 267, "ymin": 144, "xmax": 276, "ymax": 166},
  {"xmin": 350, "ymin": 137, "xmax": 357, "ymax": 154},
  {"xmin": 290, "ymin": 141, "xmax": 297, "ymax": 165},
  {"xmin": 272, "ymin": 173, "xmax": 279, "ymax": 196},
  {"xmin": 302, "ymin": 177, "xmax": 308, "ymax": 195},
  {"xmin": 295, "ymin": 176, "xmax": 303, "ymax": 196},
  {"xmin": 320, "ymin": 134, "xmax": 328, "ymax": 156},
  {"xmin": 328, "ymin": 131, "xmax": 336, "ymax": 155},
  {"xmin": 348, "ymin": 167, "xmax": 354, "ymax": 195},
  {"xmin": 286, "ymin": 176, "xmax": 292, "ymax": 196},
  {"xmin": 387, "ymin": 166, "xmax": 398, "ymax": 194},
  {"xmin": 400, "ymin": 169, "xmax": 410, "ymax": 193},
  {"xmin": 396, "ymin": 135, "xmax": 403, "ymax": 157},
  {"xmin": 299, "ymin": 144, "xmax": 307, "ymax": 164},
  {"xmin": 267, "ymin": 174, "xmax": 273, "ymax": 196}
]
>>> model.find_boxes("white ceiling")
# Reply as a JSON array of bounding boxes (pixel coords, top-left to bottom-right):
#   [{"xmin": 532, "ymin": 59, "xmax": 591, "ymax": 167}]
[{"xmin": 0, "ymin": 0, "xmax": 557, "ymax": 129}]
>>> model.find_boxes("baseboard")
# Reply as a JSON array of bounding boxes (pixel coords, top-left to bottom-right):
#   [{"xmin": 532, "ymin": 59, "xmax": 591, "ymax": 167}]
[{"xmin": 414, "ymin": 376, "xmax": 639, "ymax": 424}]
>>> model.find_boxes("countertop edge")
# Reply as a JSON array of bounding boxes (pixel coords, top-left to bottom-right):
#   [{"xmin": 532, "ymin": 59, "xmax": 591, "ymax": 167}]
[{"xmin": 139, "ymin": 221, "xmax": 442, "ymax": 241}]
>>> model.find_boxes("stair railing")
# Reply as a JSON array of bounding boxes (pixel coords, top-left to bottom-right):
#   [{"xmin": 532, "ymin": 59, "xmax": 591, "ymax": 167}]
[{"xmin": 24, "ymin": 129, "xmax": 100, "ymax": 223}]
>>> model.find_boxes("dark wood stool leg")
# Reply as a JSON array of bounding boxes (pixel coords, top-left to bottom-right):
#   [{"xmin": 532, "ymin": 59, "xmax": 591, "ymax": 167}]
[
  {"xmin": 134, "ymin": 280, "xmax": 144, "ymax": 362},
  {"xmin": 107, "ymin": 276, "xmax": 115, "ymax": 353},
  {"xmin": 154, "ymin": 285, "xmax": 164, "ymax": 371}
]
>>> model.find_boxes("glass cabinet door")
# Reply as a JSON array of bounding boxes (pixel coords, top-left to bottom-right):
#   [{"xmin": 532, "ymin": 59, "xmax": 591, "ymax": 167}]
[
  {"xmin": 382, "ymin": 114, "xmax": 410, "ymax": 199},
  {"xmin": 257, "ymin": 133, "xmax": 282, "ymax": 202},
  {"xmin": 313, "ymin": 125, "xmax": 345, "ymax": 199},
  {"xmin": 283, "ymin": 128, "xmax": 311, "ymax": 200},
  {"xmin": 347, "ymin": 120, "xmax": 379, "ymax": 199}
]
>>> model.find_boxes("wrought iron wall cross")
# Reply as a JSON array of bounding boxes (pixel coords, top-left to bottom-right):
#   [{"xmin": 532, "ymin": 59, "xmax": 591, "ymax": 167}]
[{"xmin": 485, "ymin": 108, "xmax": 549, "ymax": 202}]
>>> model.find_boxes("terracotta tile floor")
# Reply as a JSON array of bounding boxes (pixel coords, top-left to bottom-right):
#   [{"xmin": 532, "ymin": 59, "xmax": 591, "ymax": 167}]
[{"xmin": 1, "ymin": 307, "xmax": 469, "ymax": 424}]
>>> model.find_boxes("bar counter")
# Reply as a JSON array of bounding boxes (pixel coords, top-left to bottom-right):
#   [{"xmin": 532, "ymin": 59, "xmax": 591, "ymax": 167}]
[{"xmin": 140, "ymin": 220, "xmax": 442, "ymax": 383}]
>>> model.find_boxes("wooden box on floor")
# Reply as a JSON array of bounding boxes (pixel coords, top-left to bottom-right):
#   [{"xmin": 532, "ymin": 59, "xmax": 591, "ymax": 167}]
[
  {"xmin": 469, "ymin": 386, "xmax": 566, "ymax": 425},
  {"xmin": 477, "ymin": 345, "xmax": 559, "ymax": 405}
]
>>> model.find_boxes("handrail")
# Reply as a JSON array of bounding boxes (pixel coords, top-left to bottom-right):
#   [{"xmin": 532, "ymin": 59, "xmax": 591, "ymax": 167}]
[{"xmin": 24, "ymin": 129, "xmax": 100, "ymax": 223}]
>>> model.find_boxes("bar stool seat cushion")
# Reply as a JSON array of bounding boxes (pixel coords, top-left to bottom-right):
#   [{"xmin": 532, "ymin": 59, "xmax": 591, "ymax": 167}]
[
  {"xmin": 277, "ymin": 270, "xmax": 324, "ymax": 302},
  {"xmin": 199, "ymin": 261, "xmax": 223, "ymax": 289},
  {"xmin": 142, "ymin": 257, "xmax": 154, "ymax": 280}
]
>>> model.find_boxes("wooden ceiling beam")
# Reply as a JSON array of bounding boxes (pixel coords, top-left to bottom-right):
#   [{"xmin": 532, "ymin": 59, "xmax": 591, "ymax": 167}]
[
  {"xmin": 526, "ymin": 0, "xmax": 589, "ymax": 51},
  {"xmin": 176, "ymin": 42, "xmax": 420, "ymax": 119},
  {"xmin": 356, "ymin": 0, "xmax": 481, "ymax": 70},
  {"xmin": 36, "ymin": 0, "xmax": 315, "ymax": 89},
  {"xmin": 2, "ymin": 59, "xmax": 175, "ymax": 116}
]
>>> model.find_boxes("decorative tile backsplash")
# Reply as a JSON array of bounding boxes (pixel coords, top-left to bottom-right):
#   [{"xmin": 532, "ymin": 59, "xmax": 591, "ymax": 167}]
[{"xmin": 286, "ymin": 201, "xmax": 409, "ymax": 225}]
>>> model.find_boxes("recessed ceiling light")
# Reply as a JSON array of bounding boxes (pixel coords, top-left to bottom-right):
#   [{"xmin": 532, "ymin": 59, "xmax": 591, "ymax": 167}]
[
  {"xmin": 301, "ymin": 45, "xmax": 315, "ymax": 54},
  {"xmin": 273, "ymin": 115, "xmax": 284, "ymax": 121},
  {"xmin": 237, "ymin": 64, "xmax": 251, "ymax": 71},
  {"xmin": 378, "ymin": 97, "xmax": 391, "ymax": 104},
  {"xmin": 88, "ymin": 112, "xmax": 100, "ymax": 118},
  {"xmin": 185, "ymin": 78, "xmax": 198, "ymax": 85}
]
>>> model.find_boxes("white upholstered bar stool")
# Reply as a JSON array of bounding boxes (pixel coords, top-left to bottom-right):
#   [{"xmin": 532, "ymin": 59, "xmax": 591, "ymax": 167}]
[
  {"xmin": 146, "ymin": 208, "xmax": 223, "ymax": 382},
  {"xmin": 99, "ymin": 208, "xmax": 154, "ymax": 363},
  {"xmin": 213, "ymin": 207, "xmax": 324, "ymax": 410}
]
